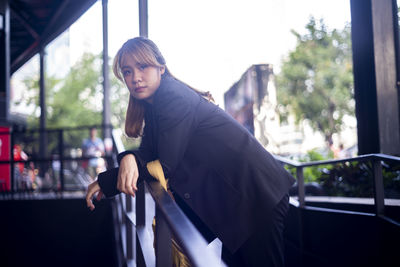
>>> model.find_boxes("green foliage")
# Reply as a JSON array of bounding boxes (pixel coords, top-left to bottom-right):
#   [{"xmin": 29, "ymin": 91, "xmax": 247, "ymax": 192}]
[
  {"xmin": 318, "ymin": 161, "xmax": 374, "ymax": 197},
  {"xmin": 21, "ymin": 52, "xmax": 132, "ymax": 150},
  {"xmin": 285, "ymin": 149, "xmax": 400, "ymax": 198},
  {"xmin": 276, "ymin": 17, "xmax": 354, "ymax": 144},
  {"xmin": 300, "ymin": 149, "xmax": 331, "ymax": 183},
  {"xmin": 285, "ymin": 149, "xmax": 331, "ymax": 183}
]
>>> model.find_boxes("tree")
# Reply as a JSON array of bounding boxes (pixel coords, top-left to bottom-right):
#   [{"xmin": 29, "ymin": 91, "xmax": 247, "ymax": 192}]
[
  {"xmin": 19, "ymin": 52, "xmax": 131, "ymax": 150},
  {"xmin": 22, "ymin": 52, "xmax": 128, "ymax": 129},
  {"xmin": 276, "ymin": 17, "xmax": 354, "ymax": 145}
]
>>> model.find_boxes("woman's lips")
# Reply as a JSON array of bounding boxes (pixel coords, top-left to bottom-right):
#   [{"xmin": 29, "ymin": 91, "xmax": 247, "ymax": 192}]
[{"xmin": 135, "ymin": 86, "xmax": 146, "ymax": 93}]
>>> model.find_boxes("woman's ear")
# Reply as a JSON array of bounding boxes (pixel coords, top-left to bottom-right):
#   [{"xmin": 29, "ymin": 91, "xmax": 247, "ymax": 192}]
[{"xmin": 160, "ymin": 66, "xmax": 165, "ymax": 75}]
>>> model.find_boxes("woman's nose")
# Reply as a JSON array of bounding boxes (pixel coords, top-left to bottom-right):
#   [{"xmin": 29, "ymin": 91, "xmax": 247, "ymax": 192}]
[{"xmin": 133, "ymin": 72, "xmax": 142, "ymax": 83}]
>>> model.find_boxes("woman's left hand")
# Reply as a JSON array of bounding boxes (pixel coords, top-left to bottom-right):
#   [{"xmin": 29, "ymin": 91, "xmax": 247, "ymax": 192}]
[{"xmin": 86, "ymin": 180, "xmax": 104, "ymax": 211}]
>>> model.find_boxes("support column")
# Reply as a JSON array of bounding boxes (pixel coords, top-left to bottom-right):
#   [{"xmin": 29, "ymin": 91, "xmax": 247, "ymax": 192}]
[
  {"xmin": 0, "ymin": 0, "xmax": 10, "ymax": 123},
  {"xmin": 39, "ymin": 48, "xmax": 48, "ymax": 175},
  {"xmin": 350, "ymin": 0, "xmax": 400, "ymax": 155},
  {"xmin": 139, "ymin": 0, "xmax": 148, "ymax": 37},
  {"xmin": 371, "ymin": 0, "xmax": 400, "ymax": 155},
  {"xmin": 102, "ymin": 0, "xmax": 112, "ymax": 154}
]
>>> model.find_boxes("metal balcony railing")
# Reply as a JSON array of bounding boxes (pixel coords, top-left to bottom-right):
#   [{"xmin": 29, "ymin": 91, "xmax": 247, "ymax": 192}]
[
  {"xmin": 274, "ymin": 153, "xmax": 400, "ymax": 217},
  {"xmin": 111, "ymin": 129, "xmax": 225, "ymax": 267}
]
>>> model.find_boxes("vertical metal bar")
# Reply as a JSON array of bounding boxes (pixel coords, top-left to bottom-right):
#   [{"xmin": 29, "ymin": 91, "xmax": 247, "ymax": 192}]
[
  {"xmin": 10, "ymin": 127, "xmax": 14, "ymax": 194},
  {"xmin": 296, "ymin": 167, "xmax": 305, "ymax": 207},
  {"xmin": 39, "ymin": 49, "xmax": 47, "ymax": 178},
  {"xmin": 125, "ymin": 194, "xmax": 134, "ymax": 260},
  {"xmin": 136, "ymin": 182, "xmax": 146, "ymax": 226},
  {"xmin": 0, "ymin": 0, "xmax": 10, "ymax": 122},
  {"xmin": 138, "ymin": 0, "xmax": 148, "ymax": 37},
  {"xmin": 155, "ymin": 207, "xmax": 172, "ymax": 267},
  {"xmin": 136, "ymin": 182, "xmax": 146, "ymax": 267},
  {"xmin": 372, "ymin": 159, "xmax": 385, "ymax": 216},
  {"xmin": 0, "ymin": 5, "xmax": 9, "ymax": 121},
  {"xmin": 102, "ymin": 0, "xmax": 112, "ymax": 154},
  {"xmin": 58, "ymin": 129, "xmax": 64, "ymax": 192}
]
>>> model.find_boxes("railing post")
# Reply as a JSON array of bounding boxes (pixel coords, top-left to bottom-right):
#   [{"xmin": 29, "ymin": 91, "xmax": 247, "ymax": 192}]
[
  {"xmin": 296, "ymin": 167, "xmax": 305, "ymax": 208},
  {"xmin": 372, "ymin": 159, "xmax": 385, "ymax": 216},
  {"xmin": 136, "ymin": 182, "xmax": 146, "ymax": 267},
  {"xmin": 10, "ymin": 128, "xmax": 14, "ymax": 194},
  {"xmin": 58, "ymin": 129, "xmax": 64, "ymax": 192},
  {"xmin": 155, "ymin": 206, "xmax": 172, "ymax": 267},
  {"xmin": 125, "ymin": 194, "xmax": 134, "ymax": 261}
]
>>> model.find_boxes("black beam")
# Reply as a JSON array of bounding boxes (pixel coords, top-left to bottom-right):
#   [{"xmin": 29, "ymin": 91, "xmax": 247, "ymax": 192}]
[
  {"xmin": 350, "ymin": 0, "xmax": 400, "ymax": 155},
  {"xmin": 371, "ymin": 0, "xmax": 400, "ymax": 155},
  {"xmin": 9, "ymin": 3, "xmax": 39, "ymax": 40},
  {"xmin": 0, "ymin": 0, "xmax": 10, "ymax": 122},
  {"xmin": 11, "ymin": 0, "xmax": 97, "ymax": 74}
]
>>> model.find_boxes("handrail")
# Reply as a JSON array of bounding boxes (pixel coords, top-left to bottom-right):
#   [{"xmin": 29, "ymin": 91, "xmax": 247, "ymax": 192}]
[
  {"xmin": 145, "ymin": 178, "xmax": 223, "ymax": 266},
  {"xmin": 112, "ymin": 130, "xmax": 224, "ymax": 267},
  {"xmin": 0, "ymin": 125, "xmax": 114, "ymax": 194},
  {"xmin": 274, "ymin": 153, "xmax": 400, "ymax": 168},
  {"xmin": 274, "ymin": 153, "xmax": 400, "ymax": 216}
]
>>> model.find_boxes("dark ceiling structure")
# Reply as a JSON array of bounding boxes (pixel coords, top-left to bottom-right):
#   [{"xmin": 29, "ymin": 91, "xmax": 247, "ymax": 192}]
[{"xmin": 9, "ymin": 0, "xmax": 97, "ymax": 74}]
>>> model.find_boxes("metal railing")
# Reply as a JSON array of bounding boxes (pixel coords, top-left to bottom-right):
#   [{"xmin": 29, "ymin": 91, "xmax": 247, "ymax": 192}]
[
  {"xmin": 274, "ymin": 153, "xmax": 400, "ymax": 217},
  {"xmin": 111, "ymin": 130, "xmax": 224, "ymax": 267},
  {"xmin": 0, "ymin": 125, "xmax": 114, "ymax": 195}
]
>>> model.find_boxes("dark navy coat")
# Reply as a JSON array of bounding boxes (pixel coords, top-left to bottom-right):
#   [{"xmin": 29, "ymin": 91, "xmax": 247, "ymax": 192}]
[{"xmin": 99, "ymin": 74, "xmax": 295, "ymax": 253}]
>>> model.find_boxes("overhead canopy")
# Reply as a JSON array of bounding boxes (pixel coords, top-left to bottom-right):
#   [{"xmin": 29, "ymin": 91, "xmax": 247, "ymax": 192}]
[{"xmin": 9, "ymin": 0, "xmax": 97, "ymax": 74}]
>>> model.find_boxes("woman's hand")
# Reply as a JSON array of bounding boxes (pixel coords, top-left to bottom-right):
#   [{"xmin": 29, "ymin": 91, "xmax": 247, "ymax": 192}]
[
  {"xmin": 86, "ymin": 180, "xmax": 104, "ymax": 211},
  {"xmin": 117, "ymin": 154, "xmax": 139, "ymax": 197}
]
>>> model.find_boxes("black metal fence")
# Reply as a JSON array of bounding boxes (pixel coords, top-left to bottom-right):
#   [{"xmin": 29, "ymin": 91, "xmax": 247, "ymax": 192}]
[
  {"xmin": 275, "ymin": 153, "xmax": 400, "ymax": 218},
  {"xmin": 0, "ymin": 125, "xmax": 114, "ymax": 194},
  {"xmin": 110, "ymin": 129, "xmax": 225, "ymax": 267}
]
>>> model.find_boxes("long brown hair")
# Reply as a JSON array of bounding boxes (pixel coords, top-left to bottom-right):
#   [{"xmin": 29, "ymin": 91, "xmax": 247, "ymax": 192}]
[{"xmin": 113, "ymin": 37, "xmax": 214, "ymax": 138}]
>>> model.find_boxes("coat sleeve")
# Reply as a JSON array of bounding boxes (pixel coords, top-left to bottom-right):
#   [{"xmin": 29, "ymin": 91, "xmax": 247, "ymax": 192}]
[
  {"xmin": 98, "ymin": 130, "xmax": 154, "ymax": 198},
  {"xmin": 117, "ymin": 131, "xmax": 154, "ymax": 167},
  {"xmin": 153, "ymin": 84, "xmax": 200, "ymax": 177}
]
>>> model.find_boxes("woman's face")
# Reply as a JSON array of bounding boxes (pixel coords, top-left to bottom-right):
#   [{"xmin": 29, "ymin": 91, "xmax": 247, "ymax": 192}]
[{"xmin": 121, "ymin": 54, "xmax": 165, "ymax": 103}]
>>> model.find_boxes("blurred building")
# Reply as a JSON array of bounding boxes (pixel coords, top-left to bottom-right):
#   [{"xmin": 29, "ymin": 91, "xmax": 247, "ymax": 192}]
[{"xmin": 224, "ymin": 64, "xmax": 326, "ymax": 156}]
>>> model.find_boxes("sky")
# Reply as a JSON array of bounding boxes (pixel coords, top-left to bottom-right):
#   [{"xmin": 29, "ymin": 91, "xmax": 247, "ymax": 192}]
[
  {"xmin": 11, "ymin": 0, "xmax": 351, "ymax": 111},
  {"xmin": 66, "ymin": 0, "xmax": 351, "ymax": 106}
]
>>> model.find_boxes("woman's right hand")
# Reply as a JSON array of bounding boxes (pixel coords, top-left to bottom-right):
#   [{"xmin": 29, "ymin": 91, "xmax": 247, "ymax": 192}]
[{"xmin": 117, "ymin": 154, "xmax": 139, "ymax": 196}]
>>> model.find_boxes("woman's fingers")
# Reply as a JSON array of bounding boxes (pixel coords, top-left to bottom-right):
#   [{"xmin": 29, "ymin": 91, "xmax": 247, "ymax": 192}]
[
  {"xmin": 96, "ymin": 191, "xmax": 104, "ymax": 201},
  {"xmin": 132, "ymin": 171, "xmax": 138, "ymax": 191},
  {"xmin": 125, "ymin": 170, "xmax": 136, "ymax": 196},
  {"xmin": 86, "ymin": 181, "xmax": 101, "ymax": 211},
  {"xmin": 118, "ymin": 154, "xmax": 139, "ymax": 196}
]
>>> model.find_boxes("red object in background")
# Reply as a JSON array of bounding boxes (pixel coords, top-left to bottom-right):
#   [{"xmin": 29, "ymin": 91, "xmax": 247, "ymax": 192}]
[
  {"xmin": 13, "ymin": 144, "xmax": 26, "ymax": 174},
  {"xmin": 0, "ymin": 127, "xmax": 10, "ymax": 191}
]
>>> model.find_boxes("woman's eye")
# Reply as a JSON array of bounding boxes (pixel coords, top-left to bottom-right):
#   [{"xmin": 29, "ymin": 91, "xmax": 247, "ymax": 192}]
[
  {"xmin": 139, "ymin": 64, "xmax": 148, "ymax": 70},
  {"xmin": 122, "ymin": 70, "xmax": 131, "ymax": 76}
]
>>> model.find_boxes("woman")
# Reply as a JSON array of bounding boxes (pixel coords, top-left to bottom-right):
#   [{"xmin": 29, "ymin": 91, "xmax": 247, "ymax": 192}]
[{"xmin": 86, "ymin": 37, "xmax": 295, "ymax": 267}]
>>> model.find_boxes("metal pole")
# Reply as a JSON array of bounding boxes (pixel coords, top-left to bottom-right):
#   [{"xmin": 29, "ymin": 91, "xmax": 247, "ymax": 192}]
[
  {"xmin": 296, "ymin": 167, "xmax": 305, "ymax": 207},
  {"xmin": 39, "ymin": 48, "xmax": 47, "ymax": 177},
  {"xmin": 102, "ymin": 0, "xmax": 112, "ymax": 155},
  {"xmin": 155, "ymin": 207, "xmax": 172, "ymax": 267},
  {"xmin": 372, "ymin": 159, "xmax": 385, "ymax": 216},
  {"xmin": 0, "ymin": 0, "xmax": 10, "ymax": 122},
  {"xmin": 125, "ymin": 194, "xmax": 134, "ymax": 260},
  {"xmin": 136, "ymin": 182, "xmax": 146, "ymax": 267},
  {"xmin": 10, "ymin": 127, "xmax": 14, "ymax": 194},
  {"xmin": 59, "ymin": 129, "xmax": 64, "ymax": 192},
  {"xmin": 138, "ymin": 0, "xmax": 148, "ymax": 37}
]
